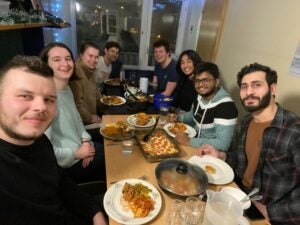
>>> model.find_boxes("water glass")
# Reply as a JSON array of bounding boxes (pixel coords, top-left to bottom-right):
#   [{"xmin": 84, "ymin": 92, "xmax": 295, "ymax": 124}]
[
  {"xmin": 159, "ymin": 106, "xmax": 169, "ymax": 125},
  {"xmin": 182, "ymin": 197, "xmax": 204, "ymax": 225},
  {"xmin": 168, "ymin": 199, "xmax": 185, "ymax": 225},
  {"xmin": 122, "ymin": 140, "xmax": 134, "ymax": 155}
]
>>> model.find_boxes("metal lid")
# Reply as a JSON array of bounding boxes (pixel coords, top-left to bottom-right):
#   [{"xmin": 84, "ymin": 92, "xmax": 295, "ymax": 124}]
[{"xmin": 155, "ymin": 158, "xmax": 208, "ymax": 197}]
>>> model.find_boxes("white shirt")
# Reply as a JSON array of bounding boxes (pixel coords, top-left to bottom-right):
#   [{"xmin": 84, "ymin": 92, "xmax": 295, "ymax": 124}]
[{"xmin": 94, "ymin": 56, "xmax": 112, "ymax": 84}]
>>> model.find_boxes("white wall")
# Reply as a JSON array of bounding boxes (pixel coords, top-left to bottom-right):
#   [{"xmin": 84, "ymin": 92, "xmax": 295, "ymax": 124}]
[{"xmin": 215, "ymin": 0, "xmax": 300, "ymax": 116}]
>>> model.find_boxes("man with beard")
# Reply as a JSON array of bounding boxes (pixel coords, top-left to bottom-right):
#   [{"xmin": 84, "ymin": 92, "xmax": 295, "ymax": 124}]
[
  {"xmin": 196, "ymin": 63, "xmax": 300, "ymax": 225},
  {"xmin": 0, "ymin": 55, "xmax": 107, "ymax": 225},
  {"xmin": 174, "ymin": 62, "xmax": 238, "ymax": 150}
]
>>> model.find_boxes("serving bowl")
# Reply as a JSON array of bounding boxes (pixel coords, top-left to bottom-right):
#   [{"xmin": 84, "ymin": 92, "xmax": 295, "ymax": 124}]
[{"xmin": 155, "ymin": 158, "xmax": 208, "ymax": 198}]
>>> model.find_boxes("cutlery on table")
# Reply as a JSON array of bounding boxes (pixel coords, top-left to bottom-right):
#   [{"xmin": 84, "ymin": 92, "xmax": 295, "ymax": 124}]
[
  {"xmin": 240, "ymin": 194, "xmax": 263, "ymax": 202},
  {"xmin": 240, "ymin": 187, "xmax": 259, "ymax": 202},
  {"xmin": 143, "ymin": 116, "xmax": 159, "ymax": 142},
  {"xmin": 110, "ymin": 175, "xmax": 148, "ymax": 184}
]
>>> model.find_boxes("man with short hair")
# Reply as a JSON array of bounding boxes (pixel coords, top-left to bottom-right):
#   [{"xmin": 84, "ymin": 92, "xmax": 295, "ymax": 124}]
[
  {"xmin": 152, "ymin": 39, "xmax": 178, "ymax": 96},
  {"xmin": 0, "ymin": 55, "xmax": 107, "ymax": 225},
  {"xmin": 197, "ymin": 63, "xmax": 300, "ymax": 225},
  {"xmin": 94, "ymin": 41, "xmax": 121, "ymax": 85},
  {"xmin": 175, "ymin": 62, "xmax": 238, "ymax": 150}
]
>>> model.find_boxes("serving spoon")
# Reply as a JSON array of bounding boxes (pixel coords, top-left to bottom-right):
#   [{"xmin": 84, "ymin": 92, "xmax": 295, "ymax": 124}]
[
  {"xmin": 124, "ymin": 84, "xmax": 139, "ymax": 101},
  {"xmin": 143, "ymin": 116, "xmax": 159, "ymax": 142}
]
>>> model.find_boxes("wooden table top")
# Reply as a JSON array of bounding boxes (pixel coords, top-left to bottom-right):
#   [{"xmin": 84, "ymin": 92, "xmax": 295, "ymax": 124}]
[{"xmin": 102, "ymin": 115, "xmax": 270, "ymax": 225}]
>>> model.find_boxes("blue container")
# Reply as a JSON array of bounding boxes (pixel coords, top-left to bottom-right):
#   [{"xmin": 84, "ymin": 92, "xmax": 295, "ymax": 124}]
[{"xmin": 153, "ymin": 94, "xmax": 173, "ymax": 110}]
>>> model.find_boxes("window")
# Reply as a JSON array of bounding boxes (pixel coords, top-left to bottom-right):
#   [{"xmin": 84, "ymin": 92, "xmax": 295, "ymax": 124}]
[{"xmin": 75, "ymin": 0, "xmax": 204, "ymax": 68}]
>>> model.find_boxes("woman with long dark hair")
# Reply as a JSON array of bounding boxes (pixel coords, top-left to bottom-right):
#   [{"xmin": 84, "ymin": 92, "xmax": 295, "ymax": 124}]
[{"xmin": 171, "ymin": 50, "xmax": 202, "ymax": 112}]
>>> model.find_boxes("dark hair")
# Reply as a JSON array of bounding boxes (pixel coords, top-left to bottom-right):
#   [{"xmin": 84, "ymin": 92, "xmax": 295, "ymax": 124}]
[
  {"xmin": 79, "ymin": 41, "xmax": 100, "ymax": 55},
  {"xmin": 237, "ymin": 63, "xmax": 278, "ymax": 87},
  {"xmin": 153, "ymin": 39, "xmax": 170, "ymax": 53},
  {"xmin": 105, "ymin": 41, "xmax": 121, "ymax": 51},
  {"xmin": 176, "ymin": 50, "xmax": 202, "ymax": 76},
  {"xmin": 194, "ymin": 62, "xmax": 220, "ymax": 79},
  {"xmin": 39, "ymin": 42, "xmax": 78, "ymax": 80},
  {"xmin": 0, "ymin": 55, "xmax": 53, "ymax": 86}
]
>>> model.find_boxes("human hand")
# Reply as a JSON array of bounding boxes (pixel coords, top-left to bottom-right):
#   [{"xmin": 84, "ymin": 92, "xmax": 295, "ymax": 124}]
[
  {"xmin": 174, "ymin": 131, "xmax": 190, "ymax": 146},
  {"xmin": 75, "ymin": 142, "xmax": 95, "ymax": 159},
  {"xmin": 91, "ymin": 114, "xmax": 102, "ymax": 123},
  {"xmin": 197, "ymin": 144, "xmax": 227, "ymax": 160},
  {"xmin": 82, "ymin": 156, "xmax": 94, "ymax": 168},
  {"xmin": 93, "ymin": 212, "xmax": 107, "ymax": 225}
]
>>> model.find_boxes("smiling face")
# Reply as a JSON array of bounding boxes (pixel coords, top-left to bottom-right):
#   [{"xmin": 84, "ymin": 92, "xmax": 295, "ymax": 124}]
[
  {"xmin": 180, "ymin": 54, "xmax": 194, "ymax": 76},
  {"xmin": 80, "ymin": 46, "xmax": 99, "ymax": 70},
  {"xmin": 240, "ymin": 71, "xmax": 276, "ymax": 113},
  {"xmin": 0, "ymin": 69, "xmax": 57, "ymax": 145},
  {"xmin": 194, "ymin": 71, "xmax": 220, "ymax": 99},
  {"xmin": 105, "ymin": 47, "xmax": 120, "ymax": 63},
  {"xmin": 47, "ymin": 46, "xmax": 74, "ymax": 81},
  {"xmin": 154, "ymin": 46, "xmax": 170, "ymax": 66}
]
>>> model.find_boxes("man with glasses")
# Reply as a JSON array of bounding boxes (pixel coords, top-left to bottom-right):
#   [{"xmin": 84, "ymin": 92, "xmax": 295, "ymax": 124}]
[
  {"xmin": 196, "ymin": 63, "xmax": 300, "ymax": 225},
  {"xmin": 174, "ymin": 62, "xmax": 238, "ymax": 150}
]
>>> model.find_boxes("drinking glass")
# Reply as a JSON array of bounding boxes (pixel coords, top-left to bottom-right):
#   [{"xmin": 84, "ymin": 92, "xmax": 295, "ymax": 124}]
[
  {"xmin": 182, "ymin": 197, "xmax": 204, "ymax": 225},
  {"xmin": 159, "ymin": 106, "xmax": 169, "ymax": 125},
  {"xmin": 122, "ymin": 140, "xmax": 134, "ymax": 155},
  {"xmin": 168, "ymin": 199, "xmax": 185, "ymax": 225}
]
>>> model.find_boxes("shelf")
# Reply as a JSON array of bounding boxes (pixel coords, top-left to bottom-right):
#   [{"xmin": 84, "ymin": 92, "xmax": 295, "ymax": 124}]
[{"xmin": 0, "ymin": 22, "xmax": 71, "ymax": 31}]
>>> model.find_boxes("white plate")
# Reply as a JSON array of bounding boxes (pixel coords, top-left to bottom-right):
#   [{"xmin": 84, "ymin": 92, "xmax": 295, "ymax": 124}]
[
  {"xmin": 104, "ymin": 179, "xmax": 162, "ymax": 225},
  {"xmin": 239, "ymin": 216, "xmax": 250, "ymax": 225},
  {"xmin": 188, "ymin": 155, "xmax": 234, "ymax": 185},
  {"xmin": 85, "ymin": 123, "xmax": 102, "ymax": 129},
  {"xmin": 163, "ymin": 123, "xmax": 197, "ymax": 138},
  {"xmin": 100, "ymin": 96, "xmax": 126, "ymax": 106},
  {"xmin": 220, "ymin": 187, "xmax": 251, "ymax": 209},
  {"xmin": 127, "ymin": 114, "xmax": 156, "ymax": 128}
]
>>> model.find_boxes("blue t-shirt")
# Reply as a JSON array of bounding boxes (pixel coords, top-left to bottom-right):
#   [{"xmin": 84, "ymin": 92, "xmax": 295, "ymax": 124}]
[{"xmin": 154, "ymin": 59, "xmax": 178, "ymax": 94}]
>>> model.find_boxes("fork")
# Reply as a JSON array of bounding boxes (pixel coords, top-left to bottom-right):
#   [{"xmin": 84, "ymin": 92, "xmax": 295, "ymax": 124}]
[{"xmin": 110, "ymin": 175, "xmax": 148, "ymax": 184}]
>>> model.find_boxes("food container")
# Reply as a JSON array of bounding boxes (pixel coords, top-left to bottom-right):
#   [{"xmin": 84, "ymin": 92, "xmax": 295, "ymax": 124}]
[
  {"xmin": 124, "ymin": 84, "xmax": 149, "ymax": 112},
  {"xmin": 155, "ymin": 158, "xmax": 208, "ymax": 198},
  {"xmin": 153, "ymin": 94, "xmax": 173, "ymax": 110},
  {"xmin": 135, "ymin": 129, "xmax": 181, "ymax": 162}
]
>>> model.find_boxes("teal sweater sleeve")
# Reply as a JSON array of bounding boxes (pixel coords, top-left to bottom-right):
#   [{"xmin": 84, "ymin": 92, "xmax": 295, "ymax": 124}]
[{"xmin": 45, "ymin": 86, "xmax": 91, "ymax": 168}]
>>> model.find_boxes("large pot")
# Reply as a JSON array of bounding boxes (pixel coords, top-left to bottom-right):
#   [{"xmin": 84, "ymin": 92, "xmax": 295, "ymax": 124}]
[{"xmin": 155, "ymin": 158, "xmax": 208, "ymax": 198}]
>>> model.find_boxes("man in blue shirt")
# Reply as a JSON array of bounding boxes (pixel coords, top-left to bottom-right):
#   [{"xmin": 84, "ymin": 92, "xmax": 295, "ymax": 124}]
[{"xmin": 152, "ymin": 39, "xmax": 178, "ymax": 96}]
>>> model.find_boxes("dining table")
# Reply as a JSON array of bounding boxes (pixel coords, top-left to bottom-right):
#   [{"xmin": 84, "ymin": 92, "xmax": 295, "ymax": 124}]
[{"xmin": 102, "ymin": 114, "xmax": 270, "ymax": 225}]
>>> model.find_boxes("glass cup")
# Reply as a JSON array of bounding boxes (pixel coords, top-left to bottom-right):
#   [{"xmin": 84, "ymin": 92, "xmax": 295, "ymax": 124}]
[
  {"xmin": 168, "ymin": 199, "xmax": 185, "ymax": 225},
  {"xmin": 182, "ymin": 197, "xmax": 204, "ymax": 225},
  {"xmin": 122, "ymin": 140, "xmax": 134, "ymax": 155},
  {"xmin": 159, "ymin": 106, "xmax": 169, "ymax": 125}
]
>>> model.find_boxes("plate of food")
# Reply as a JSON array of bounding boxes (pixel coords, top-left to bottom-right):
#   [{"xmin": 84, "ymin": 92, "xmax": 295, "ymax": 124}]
[
  {"xmin": 100, "ymin": 95, "xmax": 126, "ymax": 106},
  {"xmin": 127, "ymin": 113, "xmax": 156, "ymax": 128},
  {"xmin": 100, "ymin": 121, "xmax": 134, "ymax": 140},
  {"xmin": 104, "ymin": 179, "xmax": 162, "ymax": 225},
  {"xmin": 163, "ymin": 122, "xmax": 197, "ymax": 138},
  {"xmin": 104, "ymin": 78, "xmax": 122, "ymax": 86},
  {"xmin": 188, "ymin": 155, "xmax": 234, "ymax": 185}
]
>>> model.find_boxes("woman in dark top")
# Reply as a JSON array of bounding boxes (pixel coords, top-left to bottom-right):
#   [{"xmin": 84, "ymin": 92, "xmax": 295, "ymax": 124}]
[{"xmin": 171, "ymin": 50, "xmax": 202, "ymax": 112}]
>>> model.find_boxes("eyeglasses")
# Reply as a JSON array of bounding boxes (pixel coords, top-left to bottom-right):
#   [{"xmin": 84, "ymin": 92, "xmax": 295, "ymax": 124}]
[{"xmin": 194, "ymin": 78, "xmax": 215, "ymax": 85}]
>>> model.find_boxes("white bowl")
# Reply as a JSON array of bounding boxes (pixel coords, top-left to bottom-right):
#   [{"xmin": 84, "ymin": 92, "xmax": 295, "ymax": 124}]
[{"xmin": 220, "ymin": 187, "xmax": 251, "ymax": 209}]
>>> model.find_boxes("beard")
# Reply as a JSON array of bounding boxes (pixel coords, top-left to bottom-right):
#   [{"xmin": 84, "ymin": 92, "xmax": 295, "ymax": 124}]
[
  {"xmin": 241, "ymin": 89, "xmax": 272, "ymax": 113},
  {"xmin": 0, "ymin": 113, "xmax": 48, "ymax": 142}
]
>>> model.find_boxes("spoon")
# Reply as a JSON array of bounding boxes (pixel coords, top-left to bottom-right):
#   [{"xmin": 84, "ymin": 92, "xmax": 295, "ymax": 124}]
[
  {"xmin": 240, "ymin": 194, "xmax": 263, "ymax": 203},
  {"xmin": 143, "ymin": 116, "xmax": 159, "ymax": 142},
  {"xmin": 240, "ymin": 187, "xmax": 259, "ymax": 202},
  {"xmin": 124, "ymin": 84, "xmax": 139, "ymax": 101}
]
